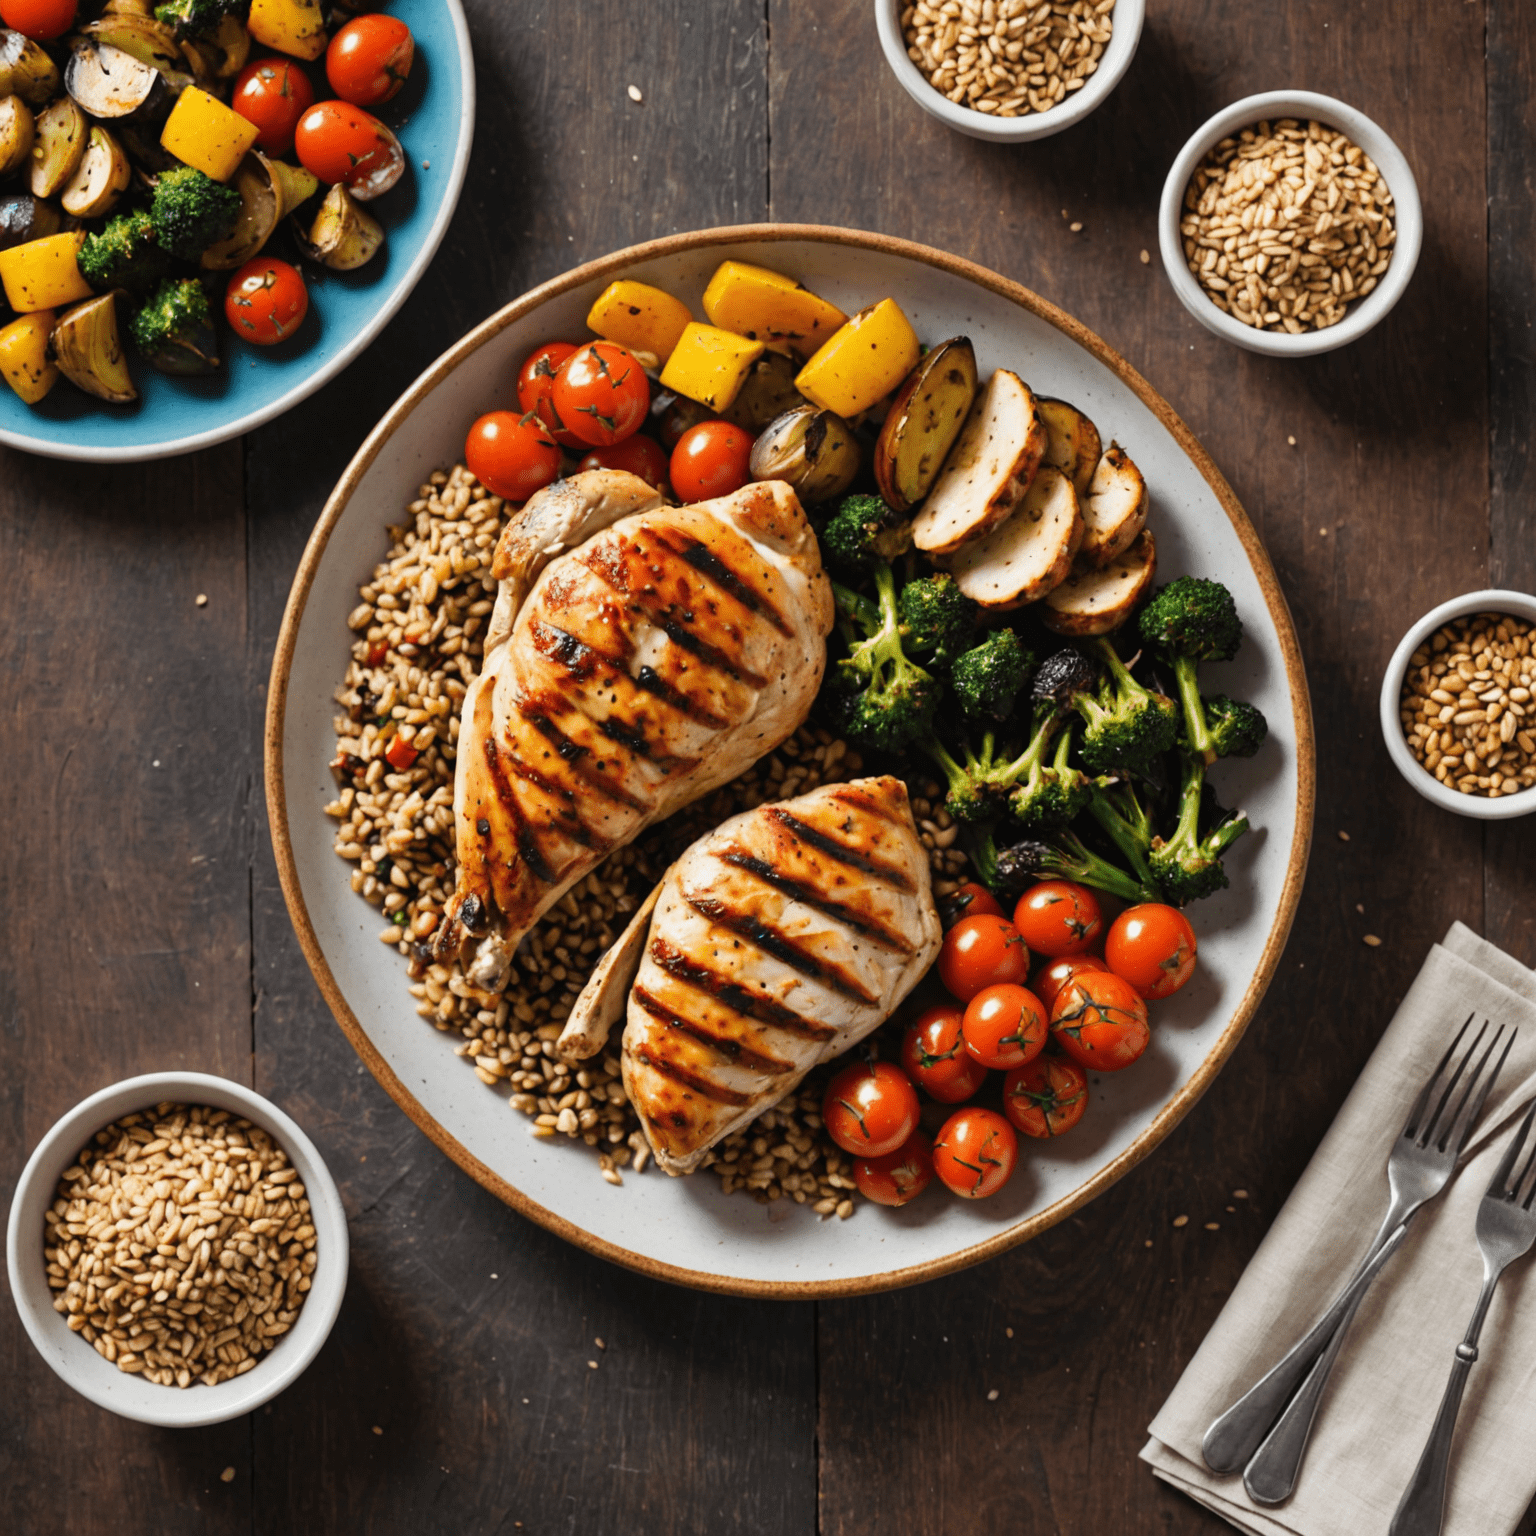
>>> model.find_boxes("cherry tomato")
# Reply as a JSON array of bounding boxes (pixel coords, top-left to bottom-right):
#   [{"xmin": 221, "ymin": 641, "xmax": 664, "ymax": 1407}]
[
  {"xmin": 1004, "ymin": 1056, "xmax": 1089, "ymax": 1138},
  {"xmin": 1032, "ymin": 953, "xmax": 1110, "ymax": 1011},
  {"xmin": 669, "ymin": 420, "xmax": 754, "ymax": 503},
  {"xmin": 900, "ymin": 1004, "xmax": 989, "ymax": 1104},
  {"xmin": 937, "ymin": 914, "xmax": 1029, "ymax": 1003},
  {"xmin": 940, "ymin": 881, "xmax": 1005, "ymax": 928},
  {"xmin": 0, "ymin": 0, "xmax": 76, "ymax": 41},
  {"xmin": 932, "ymin": 1107, "xmax": 1018, "ymax": 1199},
  {"xmin": 1106, "ymin": 903, "xmax": 1198, "ymax": 1000},
  {"xmin": 551, "ymin": 341, "xmax": 649, "ymax": 448},
  {"xmin": 1013, "ymin": 880, "xmax": 1103, "ymax": 957},
  {"xmin": 853, "ymin": 1130, "xmax": 934, "ymax": 1207},
  {"xmin": 822, "ymin": 1060, "xmax": 921, "ymax": 1159},
  {"xmin": 294, "ymin": 100, "xmax": 404, "ymax": 199},
  {"xmin": 515, "ymin": 341, "xmax": 584, "ymax": 446},
  {"xmin": 962, "ymin": 983, "xmax": 1048, "ymax": 1071},
  {"xmin": 577, "ymin": 434, "xmax": 670, "ymax": 491},
  {"xmin": 464, "ymin": 411, "xmax": 560, "ymax": 503},
  {"xmin": 1050, "ymin": 971, "xmax": 1151, "ymax": 1072},
  {"xmin": 232, "ymin": 57, "xmax": 316, "ymax": 157},
  {"xmin": 326, "ymin": 13, "xmax": 414, "ymax": 107},
  {"xmin": 224, "ymin": 258, "xmax": 308, "ymax": 345}
]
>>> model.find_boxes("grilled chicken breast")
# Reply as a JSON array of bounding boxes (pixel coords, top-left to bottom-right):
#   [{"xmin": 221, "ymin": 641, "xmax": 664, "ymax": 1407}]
[
  {"xmin": 559, "ymin": 776, "xmax": 941, "ymax": 1175},
  {"xmin": 432, "ymin": 469, "xmax": 834, "ymax": 986}
]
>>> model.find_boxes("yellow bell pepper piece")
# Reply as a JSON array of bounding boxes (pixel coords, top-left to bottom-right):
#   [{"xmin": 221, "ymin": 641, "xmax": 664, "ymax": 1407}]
[
  {"xmin": 0, "ymin": 309, "xmax": 58, "ymax": 404},
  {"xmin": 658, "ymin": 322, "xmax": 764, "ymax": 411},
  {"xmin": 246, "ymin": 0, "xmax": 328, "ymax": 61},
  {"xmin": 160, "ymin": 86, "xmax": 261, "ymax": 182},
  {"xmin": 586, "ymin": 280, "xmax": 693, "ymax": 363},
  {"xmin": 794, "ymin": 299, "xmax": 921, "ymax": 418},
  {"xmin": 702, "ymin": 260, "xmax": 847, "ymax": 359},
  {"xmin": 0, "ymin": 232, "xmax": 91, "ymax": 314}
]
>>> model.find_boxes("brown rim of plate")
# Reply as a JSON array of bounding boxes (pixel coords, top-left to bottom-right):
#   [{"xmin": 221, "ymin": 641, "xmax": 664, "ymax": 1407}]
[{"xmin": 265, "ymin": 223, "xmax": 1316, "ymax": 1300}]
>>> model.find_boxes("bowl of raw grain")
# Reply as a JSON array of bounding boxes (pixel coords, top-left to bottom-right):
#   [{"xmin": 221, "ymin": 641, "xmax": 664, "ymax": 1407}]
[
  {"xmin": 1158, "ymin": 91, "xmax": 1422, "ymax": 357},
  {"xmin": 1379, "ymin": 591, "xmax": 1536, "ymax": 820},
  {"xmin": 5, "ymin": 1072, "xmax": 349, "ymax": 1427},
  {"xmin": 875, "ymin": 0, "xmax": 1145, "ymax": 143}
]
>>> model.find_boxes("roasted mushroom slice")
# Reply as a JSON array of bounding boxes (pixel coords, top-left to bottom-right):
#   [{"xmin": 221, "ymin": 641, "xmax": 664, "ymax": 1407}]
[
  {"xmin": 66, "ymin": 37, "xmax": 162, "ymax": 120},
  {"xmin": 748, "ymin": 402, "xmax": 859, "ymax": 505},
  {"xmin": 0, "ymin": 30, "xmax": 60, "ymax": 105},
  {"xmin": 53, "ymin": 292, "xmax": 137, "ymax": 403},
  {"xmin": 202, "ymin": 151, "xmax": 320, "ymax": 269},
  {"xmin": 0, "ymin": 93, "xmax": 33, "ymax": 179},
  {"xmin": 874, "ymin": 336, "xmax": 979, "ymax": 513},
  {"xmin": 0, "ymin": 191, "xmax": 59, "ymax": 251},
  {"xmin": 61, "ymin": 126, "xmax": 131, "ymax": 219},
  {"xmin": 721, "ymin": 349, "xmax": 805, "ymax": 431},
  {"xmin": 292, "ymin": 181, "xmax": 382, "ymax": 270},
  {"xmin": 82, "ymin": 15, "xmax": 185, "ymax": 76},
  {"xmin": 28, "ymin": 96, "xmax": 89, "ymax": 198}
]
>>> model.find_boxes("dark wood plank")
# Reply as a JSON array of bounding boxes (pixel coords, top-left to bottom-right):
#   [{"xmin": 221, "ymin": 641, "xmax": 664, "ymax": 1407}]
[{"xmin": 771, "ymin": 0, "xmax": 1491, "ymax": 1528}]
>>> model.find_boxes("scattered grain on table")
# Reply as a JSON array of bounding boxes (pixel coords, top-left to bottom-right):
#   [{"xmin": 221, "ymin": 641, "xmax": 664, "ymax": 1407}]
[
  {"xmin": 1363, "ymin": 934, "xmax": 1382, "ymax": 947},
  {"xmin": 1172, "ymin": 1214, "xmax": 1189, "ymax": 1227}
]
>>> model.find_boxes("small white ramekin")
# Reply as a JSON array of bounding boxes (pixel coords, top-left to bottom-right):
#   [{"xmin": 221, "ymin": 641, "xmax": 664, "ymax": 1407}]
[
  {"xmin": 1158, "ymin": 90, "xmax": 1422, "ymax": 357},
  {"xmin": 874, "ymin": 0, "xmax": 1145, "ymax": 144},
  {"xmin": 6, "ymin": 1072, "xmax": 349, "ymax": 1427},
  {"xmin": 1379, "ymin": 591, "xmax": 1536, "ymax": 821}
]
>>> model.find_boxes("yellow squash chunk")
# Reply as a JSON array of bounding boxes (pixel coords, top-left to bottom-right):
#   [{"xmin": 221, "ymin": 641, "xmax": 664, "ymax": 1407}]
[
  {"xmin": 0, "ymin": 232, "xmax": 91, "ymax": 313},
  {"xmin": 586, "ymin": 279, "xmax": 692, "ymax": 362},
  {"xmin": 246, "ymin": 0, "xmax": 327, "ymax": 61},
  {"xmin": 0, "ymin": 308, "xmax": 57, "ymax": 403},
  {"xmin": 658, "ymin": 322, "xmax": 764, "ymax": 411},
  {"xmin": 160, "ymin": 85, "xmax": 260, "ymax": 182},
  {"xmin": 702, "ymin": 260, "xmax": 847, "ymax": 358},
  {"xmin": 795, "ymin": 298, "xmax": 921, "ymax": 418}
]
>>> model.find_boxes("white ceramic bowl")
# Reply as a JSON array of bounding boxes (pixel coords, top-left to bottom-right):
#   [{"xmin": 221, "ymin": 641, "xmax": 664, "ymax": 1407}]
[
  {"xmin": 874, "ymin": 0, "xmax": 1144, "ymax": 143},
  {"xmin": 1158, "ymin": 90, "xmax": 1422, "ymax": 357},
  {"xmin": 6, "ymin": 1072, "xmax": 349, "ymax": 1426},
  {"xmin": 1379, "ymin": 590, "xmax": 1536, "ymax": 821}
]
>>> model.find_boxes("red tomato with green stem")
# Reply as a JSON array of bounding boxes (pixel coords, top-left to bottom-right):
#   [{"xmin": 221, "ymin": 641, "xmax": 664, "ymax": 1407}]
[
  {"xmin": 853, "ymin": 1131, "xmax": 935, "ymax": 1207},
  {"xmin": 937, "ymin": 913, "xmax": 1029, "ymax": 1003},
  {"xmin": 0, "ymin": 0, "xmax": 76, "ymax": 41},
  {"xmin": 232, "ymin": 57, "xmax": 316, "ymax": 156},
  {"xmin": 1106, "ymin": 904, "xmax": 1198, "ymax": 1000},
  {"xmin": 1050, "ymin": 971, "xmax": 1151, "ymax": 1072},
  {"xmin": 551, "ymin": 342, "xmax": 649, "ymax": 448},
  {"xmin": 962, "ymin": 983, "xmax": 1048, "ymax": 1070},
  {"xmin": 464, "ymin": 411, "xmax": 560, "ymax": 503},
  {"xmin": 821, "ymin": 1060, "xmax": 920, "ymax": 1159},
  {"xmin": 294, "ymin": 100, "xmax": 404, "ymax": 199},
  {"xmin": 900, "ymin": 1004, "xmax": 989, "ymax": 1104},
  {"xmin": 224, "ymin": 257, "xmax": 308, "ymax": 345},
  {"xmin": 669, "ymin": 420, "xmax": 753, "ymax": 502},
  {"xmin": 1004, "ymin": 1056, "xmax": 1089, "ymax": 1138},
  {"xmin": 1013, "ymin": 880, "xmax": 1103, "ymax": 957},
  {"xmin": 577, "ymin": 434, "xmax": 670, "ymax": 491},
  {"xmin": 516, "ymin": 341, "xmax": 585, "ymax": 447},
  {"xmin": 326, "ymin": 13, "xmax": 414, "ymax": 107},
  {"xmin": 932, "ymin": 1107, "xmax": 1018, "ymax": 1199},
  {"xmin": 941, "ymin": 881, "xmax": 1004, "ymax": 927},
  {"xmin": 1032, "ymin": 953, "xmax": 1110, "ymax": 1011}
]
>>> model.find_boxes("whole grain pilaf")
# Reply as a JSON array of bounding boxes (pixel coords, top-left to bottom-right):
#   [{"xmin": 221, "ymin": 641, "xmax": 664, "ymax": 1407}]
[
  {"xmin": 45, "ymin": 1104, "xmax": 317, "ymax": 1388},
  {"xmin": 1398, "ymin": 612, "xmax": 1536, "ymax": 798},
  {"xmin": 327, "ymin": 464, "xmax": 974, "ymax": 1213},
  {"xmin": 900, "ymin": 0, "xmax": 1115, "ymax": 120},
  {"xmin": 1180, "ymin": 118, "xmax": 1396, "ymax": 334}
]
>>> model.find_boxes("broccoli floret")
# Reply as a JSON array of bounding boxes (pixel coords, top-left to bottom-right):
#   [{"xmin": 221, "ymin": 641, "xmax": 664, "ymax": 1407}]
[
  {"xmin": 1148, "ymin": 751, "xmax": 1251, "ymax": 905},
  {"xmin": 128, "ymin": 277, "xmax": 219, "ymax": 375},
  {"xmin": 922, "ymin": 732, "xmax": 1005, "ymax": 824},
  {"xmin": 1033, "ymin": 638, "xmax": 1178, "ymax": 774},
  {"xmin": 1084, "ymin": 775, "xmax": 1159, "ymax": 893},
  {"xmin": 898, "ymin": 573, "xmax": 976, "ymax": 668},
  {"xmin": 1205, "ymin": 693, "xmax": 1268, "ymax": 759},
  {"xmin": 1138, "ymin": 577, "xmax": 1246, "ymax": 763},
  {"xmin": 821, "ymin": 567, "xmax": 940, "ymax": 753},
  {"xmin": 77, "ymin": 210, "xmax": 170, "ymax": 294},
  {"xmin": 1005, "ymin": 716, "xmax": 1090, "ymax": 831},
  {"xmin": 155, "ymin": 0, "xmax": 246, "ymax": 40},
  {"xmin": 820, "ymin": 494, "xmax": 913, "ymax": 579},
  {"xmin": 994, "ymin": 828, "xmax": 1163, "ymax": 906},
  {"xmin": 920, "ymin": 701, "xmax": 1087, "ymax": 829},
  {"xmin": 950, "ymin": 628, "xmax": 1035, "ymax": 723},
  {"xmin": 151, "ymin": 166, "xmax": 240, "ymax": 262}
]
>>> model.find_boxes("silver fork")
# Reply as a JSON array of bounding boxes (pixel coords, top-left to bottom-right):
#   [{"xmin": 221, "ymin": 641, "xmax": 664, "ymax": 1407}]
[
  {"xmin": 1389, "ymin": 1097, "xmax": 1536, "ymax": 1536},
  {"xmin": 1202, "ymin": 1016, "xmax": 1511, "ymax": 1481}
]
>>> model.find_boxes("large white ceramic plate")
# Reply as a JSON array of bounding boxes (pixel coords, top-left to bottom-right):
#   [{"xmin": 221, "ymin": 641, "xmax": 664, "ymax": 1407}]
[{"xmin": 267, "ymin": 227, "xmax": 1314, "ymax": 1298}]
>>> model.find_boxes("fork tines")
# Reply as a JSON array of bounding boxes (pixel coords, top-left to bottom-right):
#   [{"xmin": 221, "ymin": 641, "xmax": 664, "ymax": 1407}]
[
  {"xmin": 1406, "ymin": 1015, "xmax": 1514, "ymax": 1155},
  {"xmin": 1491, "ymin": 1099, "xmax": 1536, "ymax": 1208}
]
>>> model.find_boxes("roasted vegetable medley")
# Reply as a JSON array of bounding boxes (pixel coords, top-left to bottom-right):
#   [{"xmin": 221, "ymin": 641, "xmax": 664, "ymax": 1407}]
[{"xmin": 0, "ymin": 0, "xmax": 418, "ymax": 407}]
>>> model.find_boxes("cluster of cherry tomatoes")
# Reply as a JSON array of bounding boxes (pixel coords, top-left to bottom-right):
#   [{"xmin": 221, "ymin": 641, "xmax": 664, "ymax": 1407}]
[
  {"xmin": 817, "ymin": 881, "xmax": 1199, "ymax": 1208},
  {"xmin": 465, "ymin": 338, "xmax": 756, "ymax": 507}
]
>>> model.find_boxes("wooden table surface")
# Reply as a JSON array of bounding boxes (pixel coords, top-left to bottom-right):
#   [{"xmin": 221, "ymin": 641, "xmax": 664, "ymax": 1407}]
[{"xmin": 5, "ymin": 0, "xmax": 1535, "ymax": 1530}]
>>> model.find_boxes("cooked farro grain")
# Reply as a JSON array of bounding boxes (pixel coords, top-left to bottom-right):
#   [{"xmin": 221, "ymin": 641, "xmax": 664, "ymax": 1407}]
[
  {"xmin": 327, "ymin": 464, "xmax": 974, "ymax": 1213},
  {"xmin": 44, "ymin": 1104, "xmax": 317, "ymax": 1388}
]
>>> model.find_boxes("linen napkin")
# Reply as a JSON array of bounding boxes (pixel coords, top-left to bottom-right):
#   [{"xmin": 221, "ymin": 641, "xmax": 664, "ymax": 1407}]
[{"xmin": 1142, "ymin": 922, "xmax": 1536, "ymax": 1536}]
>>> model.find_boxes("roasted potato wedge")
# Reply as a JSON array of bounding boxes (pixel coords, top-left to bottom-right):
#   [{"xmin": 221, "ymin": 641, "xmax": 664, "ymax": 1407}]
[
  {"xmin": 1078, "ymin": 444, "xmax": 1149, "ymax": 568},
  {"xmin": 28, "ymin": 96, "xmax": 89, "ymax": 199},
  {"xmin": 912, "ymin": 368, "xmax": 1047, "ymax": 555},
  {"xmin": 0, "ymin": 30, "xmax": 60, "ymax": 105},
  {"xmin": 0, "ymin": 93, "xmax": 34, "ymax": 179},
  {"xmin": 61, "ymin": 126, "xmax": 131, "ymax": 220},
  {"xmin": 1041, "ymin": 528, "xmax": 1157, "ymax": 636},
  {"xmin": 945, "ymin": 464, "xmax": 1082, "ymax": 611},
  {"xmin": 722, "ymin": 349, "xmax": 806, "ymax": 431},
  {"xmin": 53, "ymin": 292, "xmax": 136, "ymax": 403},
  {"xmin": 1036, "ymin": 397, "xmax": 1102, "ymax": 498},
  {"xmin": 748, "ymin": 403, "xmax": 859, "ymax": 504},
  {"xmin": 874, "ymin": 336, "xmax": 978, "ymax": 513}
]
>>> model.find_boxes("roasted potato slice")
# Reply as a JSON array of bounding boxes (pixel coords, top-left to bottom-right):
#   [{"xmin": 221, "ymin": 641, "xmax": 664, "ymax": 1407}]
[
  {"xmin": 29, "ymin": 96, "xmax": 88, "ymax": 199},
  {"xmin": 1079, "ymin": 444, "xmax": 1148, "ymax": 568},
  {"xmin": 874, "ymin": 336, "xmax": 978, "ymax": 513},
  {"xmin": 0, "ymin": 93, "xmax": 34, "ymax": 179},
  {"xmin": 912, "ymin": 368, "xmax": 1047, "ymax": 555},
  {"xmin": 721, "ymin": 349, "xmax": 805, "ymax": 431},
  {"xmin": 0, "ymin": 30, "xmax": 60, "ymax": 106},
  {"xmin": 1036, "ymin": 397, "xmax": 1102, "ymax": 498},
  {"xmin": 1041, "ymin": 528, "xmax": 1157, "ymax": 636},
  {"xmin": 945, "ymin": 464, "xmax": 1082, "ymax": 611},
  {"xmin": 61, "ymin": 126, "xmax": 130, "ymax": 220}
]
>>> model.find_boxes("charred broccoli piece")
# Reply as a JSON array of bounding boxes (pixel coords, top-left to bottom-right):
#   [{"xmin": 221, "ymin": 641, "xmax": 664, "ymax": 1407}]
[
  {"xmin": 128, "ymin": 278, "xmax": 219, "ymax": 375},
  {"xmin": 1084, "ymin": 775, "xmax": 1159, "ymax": 894},
  {"xmin": 1148, "ymin": 751, "xmax": 1251, "ymax": 905},
  {"xmin": 820, "ymin": 494, "xmax": 913, "ymax": 579},
  {"xmin": 151, "ymin": 166, "xmax": 240, "ymax": 262},
  {"xmin": 155, "ymin": 0, "xmax": 246, "ymax": 40},
  {"xmin": 1033, "ymin": 638, "xmax": 1178, "ymax": 774},
  {"xmin": 994, "ymin": 828, "xmax": 1163, "ymax": 906},
  {"xmin": 921, "ymin": 702, "xmax": 1088, "ymax": 830},
  {"xmin": 1138, "ymin": 576, "xmax": 1246, "ymax": 763},
  {"xmin": 897, "ymin": 573, "xmax": 977, "ymax": 668},
  {"xmin": 77, "ymin": 210, "xmax": 170, "ymax": 294},
  {"xmin": 1004, "ymin": 715, "xmax": 1091, "ymax": 831},
  {"xmin": 950, "ymin": 628, "xmax": 1036, "ymax": 724},
  {"xmin": 1204, "ymin": 693, "xmax": 1269, "ymax": 760}
]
